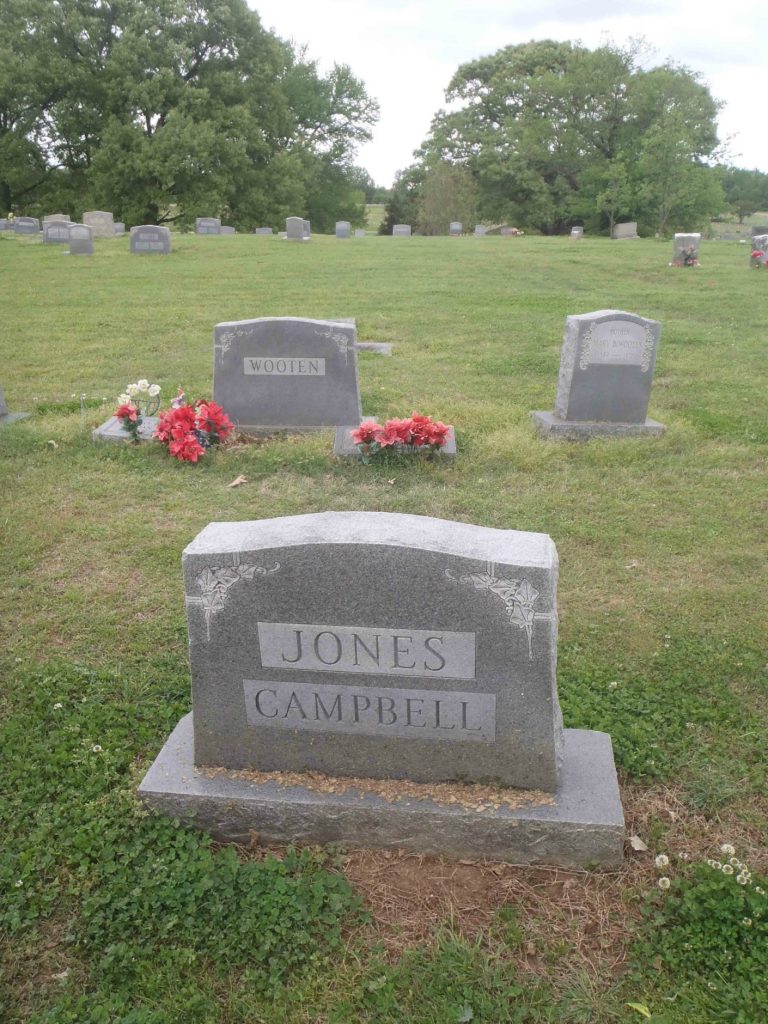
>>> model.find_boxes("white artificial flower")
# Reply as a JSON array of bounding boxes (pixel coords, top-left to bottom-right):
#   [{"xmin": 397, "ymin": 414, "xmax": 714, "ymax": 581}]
[
  {"xmin": 722, "ymin": 864, "xmax": 734, "ymax": 875},
  {"xmin": 91, "ymin": 744, "xmax": 103, "ymax": 753},
  {"xmin": 608, "ymin": 681, "xmax": 618, "ymax": 690},
  {"xmin": 53, "ymin": 702, "xmax": 63, "ymax": 710},
  {"xmin": 720, "ymin": 844, "xmax": 736, "ymax": 857},
  {"xmin": 126, "ymin": 384, "xmax": 139, "ymax": 397},
  {"xmin": 655, "ymin": 854, "xmax": 670, "ymax": 868},
  {"xmin": 148, "ymin": 384, "xmax": 161, "ymax": 397},
  {"xmin": 137, "ymin": 379, "xmax": 150, "ymax": 392},
  {"xmin": 742, "ymin": 918, "xmax": 752, "ymax": 927},
  {"xmin": 657, "ymin": 877, "xmax": 671, "ymax": 890},
  {"xmin": 118, "ymin": 393, "xmax": 131, "ymax": 404}
]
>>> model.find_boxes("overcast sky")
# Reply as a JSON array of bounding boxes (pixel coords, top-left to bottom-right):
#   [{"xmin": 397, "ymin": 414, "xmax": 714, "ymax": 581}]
[{"xmin": 250, "ymin": 0, "xmax": 768, "ymax": 186}]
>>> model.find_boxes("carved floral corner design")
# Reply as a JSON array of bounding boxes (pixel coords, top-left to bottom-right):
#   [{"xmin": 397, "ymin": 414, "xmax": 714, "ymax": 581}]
[
  {"xmin": 186, "ymin": 555, "xmax": 280, "ymax": 641},
  {"xmin": 314, "ymin": 325, "xmax": 351, "ymax": 363},
  {"xmin": 445, "ymin": 560, "xmax": 553, "ymax": 660},
  {"xmin": 216, "ymin": 330, "xmax": 236, "ymax": 356}
]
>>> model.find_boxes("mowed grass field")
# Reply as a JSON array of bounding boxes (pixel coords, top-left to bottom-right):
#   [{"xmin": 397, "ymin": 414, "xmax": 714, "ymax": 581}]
[{"xmin": 0, "ymin": 230, "xmax": 766, "ymax": 1023}]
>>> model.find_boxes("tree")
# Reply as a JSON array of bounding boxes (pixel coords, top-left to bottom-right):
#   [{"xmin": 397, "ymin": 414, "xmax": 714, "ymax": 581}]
[
  {"xmin": 417, "ymin": 161, "xmax": 476, "ymax": 234},
  {"xmin": 719, "ymin": 166, "xmax": 768, "ymax": 224}
]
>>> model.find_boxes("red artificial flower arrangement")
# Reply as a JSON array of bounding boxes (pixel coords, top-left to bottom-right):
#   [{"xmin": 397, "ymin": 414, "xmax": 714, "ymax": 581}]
[
  {"xmin": 351, "ymin": 413, "xmax": 451, "ymax": 462},
  {"xmin": 750, "ymin": 249, "xmax": 766, "ymax": 267},
  {"xmin": 153, "ymin": 392, "xmax": 234, "ymax": 462}
]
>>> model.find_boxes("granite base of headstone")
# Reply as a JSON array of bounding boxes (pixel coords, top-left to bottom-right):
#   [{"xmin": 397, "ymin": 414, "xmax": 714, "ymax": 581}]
[
  {"xmin": 611, "ymin": 222, "xmax": 638, "ymax": 240},
  {"xmin": 83, "ymin": 211, "xmax": 115, "ymax": 237},
  {"xmin": 333, "ymin": 425, "xmax": 456, "ymax": 458},
  {"xmin": 672, "ymin": 233, "xmax": 700, "ymax": 266},
  {"xmin": 355, "ymin": 342, "xmax": 392, "ymax": 356},
  {"xmin": 130, "ymin": 225, "xmax": 171, "ymax": 254},
  {"xmin": 68, "ymin": 224, "xmax": 94, "ymax": 255},
  {"xmin": 138, "ymin": 512, "xmax": 624, "ymax": 868},
  {"xmin": 532, "ymin": 309, "xmax": 665, "ymax": 439},
  {"xmin": 92, "ymin": 414, "xmax": 160, "ymax": 443},
  {"xmin": 0, "ymin": 387, "xmax": 31, "ymax": 427}
]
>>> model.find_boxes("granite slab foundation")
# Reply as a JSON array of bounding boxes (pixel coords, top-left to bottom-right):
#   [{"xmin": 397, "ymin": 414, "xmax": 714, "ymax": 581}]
[
  {"xmin": 333, "ymin": 425, "xmax": 457, "ymax": 457},
  {"xmin": 92, "ymin": 414, "xmax": 159, "ymax": 443},
  {"xmin": 355, "ymin": 342, "xmax": 392, "ymax": 355},
  {"xmin": 139, "ymin": 714, "xmax": 624, "ymax": 868},
  {"xmin": 531, "ymin": 411, "xmax": 665, "ymax": 439}
]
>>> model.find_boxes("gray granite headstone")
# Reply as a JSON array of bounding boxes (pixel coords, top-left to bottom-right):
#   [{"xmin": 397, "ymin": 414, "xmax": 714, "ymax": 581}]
[
  {"xmin": 474, "ymin": 225, "xmax": 486, "ymax": 237},
  {"xmin": 83, "ymin": 211, "xmax": 114, "ymax": 237},
  {"xmin": 0, "ymin": 219, "xmax": 9, "ymax": 231},
  {"xmin": 42, "ymin": 222, "xmax": 72, "ymax": 244},
  {"xmin": 532, "ymin": 310, "xmax": 665, "ymax": 438},
  {"xmin": 449, "ymin": 222, "xmax": 462, "ymax": 236},
  {"xmin": 355, "ymin": 229, "xmax": 365, "ymax": 238},
  {"xmin": 500, "ymin": 227, "xmax": 515, "ymax": 236},
  {"xmin": 14, "ymin": 217, "xmax": 40, "ymax": 234},
  {"xmin": 220, "ymin": 225, "xmax": 235, "ymax": 235},
  {"xmin": 43, "ymin": 213, "xmax": 70, "ymax": 224},
  {"xmin": 130, "ymin": 225, "xmax": 171, "ymax": 254},
  {"xmin": 570, "ymin": 226, "xmax": 584, "ymax": 239},
  {"xmin": 750, "ymin": 234, "xmax": 768, "ymax": 265},
  {"xmin": 196, "ymin": 217, "xmax": 221, "ymax": 235},
  {"xmin": 286, "ymin": 217, "xmax": 306, "ymax": 241},
  {"xmin": 92, "ymin": 414, "xmax": 160, "ymax": 443},
  {"xmin": 68, "ymin": 224, "xmax": 94, "ymax": 255},
  {"xmin": 213, "ymin": 317, "xmax": 361, "ymax": 433},
  {"xmin": 392, "ymin": 224, "xmax": 411, "ymax": 237},
  {"xmin": 255, "ymin": 227, "xmax": 273, "ymax": 235},
  {"xmin": 611, "ymin": 221, "xmax": 638, "ymax": 239},
  {"xmin": 0, "ymin": 385, "xmax": 31, "ymax": 427},
  {"xmin": 113, "ymin": 222, "xmax": 125, "ymax": 236},
  {"xmin": 673, "ymin": 233, "xmax": 700, "ymax": 264},
  {"xmin": 335, "ymin": 221, "xmax": 351, "ymax": 239},
  {"xmin": 303, "ymin": 220, "xmax": 311, "ymax": 238},
  {"xmin": 138, "ymin": 512, "xmax": 624, "ymax": 867}
]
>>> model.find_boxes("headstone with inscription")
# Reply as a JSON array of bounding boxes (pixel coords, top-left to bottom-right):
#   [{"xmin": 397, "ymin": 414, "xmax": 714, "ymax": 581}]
[
  {"xmin": 392, "ymin": 224, "xmax": 411, "ymax": 237},
  {"xmin": 83, "ymin": 211, "xmax": 115, "ymax": 238},
  {"xmin": 286, "ymin": 217, "xmax": 306, "ymax": 241},
  {"xmin": 611, "ymin": 222, "xmax": 638, "ymax": 240},
  {"xmin": 220, "ymin": 225, "xmax": 236, "ymax": 235},
  {"xmin": 474, "ymin": 225, "xmax": 486, "ymax": 237},
  {"xmin": 0, "ymin": 385, "xmax": 31, "ymax": 427},
  {"xmin": 68, "ymin": 224, "xmax": 94, "ymax": 255},
  {"xmin": 43, "ymin": 213, "xmax": 70, "ymax": 225},
  {"xmin": 139, "ymin": 511, "xmax": 624, "ymax": 867},
  {"xmin": 196, "ymin": 217, "xmax": 221, "ymax": 235},
  {"xmin": 130, "ymin": 225, "xmax": 172, "ymax": 254},
  {"xmin": 42, "ymin": 221, "xmax": 73, "ymax": 244},
  {"xmin": 532, "ymin": 310, "xmax": 665, "ymax": 438},
  {"xmin": 449, "ymin": 222, "xmax": 462, "ymax": 236},
  {"xmin": 335, "ymin": 221, "xmax": 351, "ymax": 239},
  {"xmin": 14, "ymin": 217, "xmax": 40, "ymax": 234},
  {"xmin": 672, "ymin": 233, "xmax": 700, "ymax": 265},
  {"xmin": 213, "ymin": 317, "xmax": 361, "ymax": 433}
]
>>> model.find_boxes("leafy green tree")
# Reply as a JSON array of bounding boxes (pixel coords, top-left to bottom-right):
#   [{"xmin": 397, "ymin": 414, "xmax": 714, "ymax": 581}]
[
  {"xmin": 719, "ymin": 166, "xmax": 768, "ymax": 224},
  {"xmin": 417, "ymin": 161, "xmax": 476, "ymax": 234}
]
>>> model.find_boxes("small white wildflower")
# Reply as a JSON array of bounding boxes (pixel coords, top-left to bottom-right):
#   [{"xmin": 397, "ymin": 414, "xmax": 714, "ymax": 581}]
[
  {"xmin": 664, "ymin": 634, "xmax": 671, "ymax": 640},
  {"xmin": 710, "ymin": 860, "xmax": 723, "ymax": 871},
  {"xmin": 736, "ymin": 873, "xmax": 749, "ymax": 885},
  {"xmin": 755, "ymin": 887, "xmax": 765, "ymax": 895},
  {"xmin": 683, "ymin": 942, "xmax": 692, "ymax": 950},
  {"xmin": 14, "ymin": 657, "xmax": 22, "ymax": 663},
  {"xmin": 148, "ymin": 383, "xmax": 161, "ymax": 397},
  {"xmin": 91, "ymin": 744, "xmax": 103, "ymax": 753},
  {"xmin": 608, "ymin": 681, "xmax": 618, "ymax": 690},
  {"xmin": 708, "ymin": 982, "xmax": 717, "ymax": 991},
  {"xmin": 722, "ymin": 864, "xmax": 734, "ymax": 875},
  {"xmin": 53, "ymin": 702, "xmax": 63, "ymax": 710},
  {"xmin": 729, "ymin": 856, "xmax": 742, "ymax": 868},
  {"xmin": 720, "ymin": 844, "xmax": 736, "ymax": 857},
  {"xmin": 679, "ymin": 852, "xmax": 690, "ymax": 861},
  {"xmin": 657, "ymin": 877, "xmax": 671, "ymax": 890},
  {"xmin": 742, "ymin": 918, "xmax": 752, "ymax": 927},
  {"xmin": 137, "ymin": 379, "xmax": 150, "ymax": 392},
  {"xmin": 655, "ymin": 854, "xmax": 670, "ymax": 868},
  {"xmin": 706, "ymin": 859, "xmax": 717, "ymax": 868},
  {"xmin": 14, "ymin": 879, "xmax": 23, "ymax": 888}
]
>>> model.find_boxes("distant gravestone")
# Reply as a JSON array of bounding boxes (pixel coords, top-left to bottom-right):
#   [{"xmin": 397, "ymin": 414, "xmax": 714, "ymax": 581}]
[
  {"xmin": 0, "ymin": 219, "xmax": 10, "ymax": 231},
  {"xmin": 213, "ymin": 317, "xmax": 361, "ymax": 433},
  {"xmin": 196, "ymin": 218, "xmax": 221, "ymax": 235},
  {"xmin": 570, "ymin": 226, "xmax": 584, "ymax": 239},
  {"xmin": 672, "ymin": 233, "xmax": 700, "ymax": 265},
  {"xmin": 14, "ymin": 217, "xmax": 40, "ymax": 234},
  {"xmin": 303, "ymin": 220, "xmax": 311, "ymax": 238},
  {"xmin": 83, "ymin": 211, "xmax": 114, "ymax": 237},
  {"xmin": 113, "ymin": 222, "xmax": 125, "ymax": 236},
  {"xmin": 42, "ymin": 222, "xmax": 72, "ymax": 244},
  {"xmin": 392, "ymin": 224, "xmax": 411, "ymax": 237},
  {"xmin": 500, "ymin": 227, "xmax": 515, "ymax": 236},
  {"xmin": 354, "ymin": 229, "xmax": 365, "ymax": 238},
  {"xmin": 750, "ymin": 234, "xmax": 768, "ymax": 265},
  {"xmin": 43, "ymin": 213, "xmax": 70, "ymax": 225},
  {"xmin": 0, "ymin": 385, "xmax": 30, "ymax": 427},
  {"xmin": 255, "ymin": 228, "xmax": 273, "ymax": 235},
  {"xmin": 220, "ymin": 226, "xmax": 235, "ymax": 235},
  {"xmin": 611, "ymin": 222, "xmax": 638, "ymax": 240},
  {"xmin": 286, "ymin": 217, "xmax": 306, "ymax": 241},
  {"xmin": 751, "ymin": 225, "xmax": 768, "ymax": 236},
  {"xmin": 130, "ymin": 225, "xmax": 171, "ymax": 254},
  {"xmin": 68, "ymin": 224, "xmax": 94, "ymax": 255},
  {"xmin": 139, "ymin": 511, "xmax": 624, "ymax": 867},
  {"xmin": 449, "ymin": 222, "xmax": 462, "ymax": 236},
  {"xmin": 532, "ymin": 310, "xmax": 665, "ymax": 438},
  {"xmin": 335, "ymin": 221, "xmax": 351, "ymax": 239},
  {"xmin": 474, "ymin": 225, "xmax": 487, "ymax": 237}
]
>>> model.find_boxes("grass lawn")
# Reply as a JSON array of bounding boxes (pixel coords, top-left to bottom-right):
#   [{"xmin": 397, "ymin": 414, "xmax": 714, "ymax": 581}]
[{"xmin": 1, "ymin": 230, "xmax": 766, "ymax": 1023}]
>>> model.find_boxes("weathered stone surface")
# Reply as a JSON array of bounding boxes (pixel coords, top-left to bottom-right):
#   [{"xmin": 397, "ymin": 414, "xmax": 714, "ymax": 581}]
[
  {"xmin": 531, "ymin": 411, "xmax": 665, "ymax": 439},
  {"xmin": 68, "ymin": 224, "xmax": 94, "ymax": 255},
  {"xmin": 334, "ymin": 425, "xmax": 456, "ymax": 458},
  {"xmin": 474, "ymin": 225, "xmax": 487, "ymax": 236},
  {"xmin": 139, "ymin": 715, "xmax": 624, "ymax": 867},
  {"xmin": 83, "ymin": 211, "xmax": 114, "ymax": 237},
  {"xmin": 213, "ymin": 317, "xmax": 361, "ymax": 432},
  {"xmin": 611, "ymin": 221, "xmax": 638, "ymax": 239},
  {"xmin": 255, "ymin": 228, "xmax": 273, "ymax": 235},
  {"xmin": 181, "ymin": 512, "xmax": 563, "ymax": 791},
  {"xmin": 42, "ymin": 222, "xmax": 72, "ymax": 244},
  {"xmin": 92, "ymin": 414, "xmax": 159, "ymax": 443},
  {"xmin": 449, "ymin": 222, "xmax": 462, "ymax": 235},
  {"xmin": 303, "ymin": 220, "xmax": 311, "ymax": 238},
  {"xmin": 196, "ymin": 217, "xmax": 221, "ymax": 235},
  {"xmin": 673, "ymin": 233, "xmax": 700, "ymax": 264},
  {"xmin": 335, "ymin": 221, "xmax": 351, "ymax": 239},
  {"xmin": 14, "ymin": 216, "xmax": 40, "ymax": 234},
  {"xmin": 392, "ymin": 224, "xmax": 411, "ymax": 237},
  {"xmin": 130, "ymin": 225, "xmax": 171, "ymax": 254},
  {"xmin": 355, "ymin": 341, "xmax": 392, "ymax": 355},
  {"xmin": 0, "ymin": 386, "xmax": 30, "ymax": 427},
  {"xmin": 0, "ymin": 219, "xmax": 10, "ymax": 230},
  {"xmin": 43, "ymin": 213, "xmax": 70, "ymax": 224},
  {"xmin": 286, "ymin": 217, "xmax": 306, "ymax": 241}
]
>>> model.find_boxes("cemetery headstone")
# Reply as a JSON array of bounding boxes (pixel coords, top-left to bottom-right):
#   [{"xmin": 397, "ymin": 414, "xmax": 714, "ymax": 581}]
[
  {"xmin": 751, "ymin": 225, "xmax": 768, "ymax": 236},
  {"xmin": 113, "ymin": 222, "xmax": 125, "ymax": 236},
  {"xmin": 255, "ymin": 227, "xmax": 273, "ymax": 235},
  {"xmin": 335, "ymin": 221, "xmax": 351, "ymax": 239},
  {"xmin": 474, "ymin": 225, "xmax": 487, "ymax": 236},
  {"xmin": 570, "ymin": 226, "xmax": 584, "ymax": 239},
  {"xmin": 43, "ymin": 213, "xmax": 70, "ymax": 224},
  {"xmin": 286, "ymin": 217, "xmax": 306, "ymax": 241},
  {"xmin": 68, "ymin": 224, "xmax": 94, "ymax": 256},
  {"xmin": 303, "ymin": 220, "xmax": 311, "ymax": 238},
  {"xmin": 92, "ymin": 415, "xmax": 159, "ymax": 443},
  {"xmin": 500, "ymin": 227, "xmax": 515, "ymax": 236},
  {"xmin": 611, "ymin": 221, "xmax": 638, "ymax": 240},
  {"xmin": 14, "ymin": 216, "xmax": 40, "ymax": 234},
  {"xmin": 196, "ymin": 217, "xmax": 221, "ymax": 235},
  {"xmin": 139, "ymin": 511, "xmax": 624, "ymax": 867},
  {"xmin": 0, "ymin": 385, "xmax": 31, "ymax": 427},
  {"xmin": 213, "ymin": 317, "xmax": 361, "ymax": 432},
  {"xmin": 392, "ymin": 224, "xmax": 411, "ymax": 237},
  {"xmin": 449, "ymin": 222, "xmax": 462, "ymax": 236},
  {"xmin": 42, "ymin": 222, "xmax": 72, "ymax": 244},
  {"xmin": 220, "ymin": 226, "xmax": 236, "ymax": 235},
  {"xmin": 0, "ymin": 219, "xmax": 9, "ymax": 231},
  {"xmin": 130, "ymin": 225, "xmax": 172, "ymax": 254},
  {"xmin": 750, "ymin": 233, "xmax": 768, "ymax": 265},
  {"xmin": 672, "ymin": 233, "xmax": 700, "ymax": 266},
  {"xmin": 83, "ymin": 211, "xmax": 115, "ymax": 237},
  {"xmin": 354, "ymin": 229, "xmax": 365, "ymax": 238},
  {"xmin": 531, "ymin": 309, "xmax": 665, "ymax": 438}
]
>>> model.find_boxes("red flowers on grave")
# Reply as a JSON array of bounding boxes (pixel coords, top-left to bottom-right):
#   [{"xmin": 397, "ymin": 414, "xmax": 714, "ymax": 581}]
[
  {"xmin": 750, "ymin": 249, "xmax": 766, "ymax": 267},
  {"xmin": 154, "ymin": 396, "xmax": 234, "ymax": 463},
  {"xmin": 351, "ymin": 413, "xmax": 451, "ymax": 462}
]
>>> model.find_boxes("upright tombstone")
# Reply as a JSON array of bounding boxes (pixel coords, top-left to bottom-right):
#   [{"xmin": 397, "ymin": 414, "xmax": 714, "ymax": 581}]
[
  {"xmin": 113, "ymin": 222, "xmax": 126, "ymax": 236},
  {"xmin": 570, "ymin": 226, "xmax": 584, "ymax": 239},
  {"xmin": 0, "ymin": 219, "xmax": 9, "ymax": 231},
  {"xmin": 220, "ymin": 225, "xmax": 236, "ymax": 235},
  {"xmin": 139, "ymin": 511, "xmax": 624, "ymax": 867},
  {"xmin": 335, "ymin": 221, "xmax": 351, "ymax": 239},
  {"xmin": 354, "ymin": 229, "xmax": 365, "ymax": 238},
  {"xmin": 449, "ymin": 222, "xmax": 462, "ymax": 236},
  {"xmin": 500, "ymin": 227, "xmax": 515, "ymax": 236},
  {"xmin": 750, "ymin": 233, "xmax": 768, "ymax": 266},
  {"xmin": 611, "ymin": 222, "xmax": 638, "ymax": 240},
  {"xmin": 474, "ymin": 225, "xmax": 487, "ymax": 237},
  {"xmin": 83, "ymin": 211, "xmax": 115, "ymax": 238},
  {"xmin": 130, "ymin": 225, "xmax": 172, "ymax": 254},
  {"xmin": 68, "ymin": 224, "xmax": 94, "ymax": 256},
  {"xmin": 303, "ymin": 220, "xmax": 311, "ymax": 238},
  {"xmin": 42, "ymin": 221, "xmax": 73, "ymax": 244},
  {"xmin": 672, "ymin": 233, "xmax": 700, "ymax": 266},
  {"xmin": 196, "ymin": 217, "xmax": 221, "ymax": 235},
  {"xmin": 43, "ymin": 213, "xmax": 70, "ymax": 225},
  {"xmin": 213, "ymin": 317, "xmax": 361, "ymax": 433},
  {"xmin": 14, "ymin": 217, "xmax": 40, "ymax": 234},
  {"xmin": 531, "ymin": 309, "xmax": 665, "ymax": 438},
  {"xmin": 255, "ymin": 227, "xmax": 273, "ymax": 235},
  {"xmin": 0, "ymin": 386, "xmax": 30, "ymax": 427},
  {"xmin": 285, "ymin": 217, "xmax": 306, "ymax": 242},
  {"xmin": 392, "ymin": 224, "xmax": 411, "ymax": 237}
]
